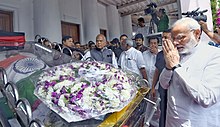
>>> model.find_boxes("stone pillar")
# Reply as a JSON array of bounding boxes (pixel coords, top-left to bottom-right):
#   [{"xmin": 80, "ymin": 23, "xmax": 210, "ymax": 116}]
[
  {"xmin": 81, "ymin": 0, "xmax": 100, "ymax": 43},
  {"xmin": 107, "ymin": 5, "xmax": 121, "ymax": 40},
  {"xmin": 33, "ymin": 0, "xmax": 62, "ymax": 42},
  {"xmin": 122, "ymin": 15, "xmax": 133, "ymax": 38}
]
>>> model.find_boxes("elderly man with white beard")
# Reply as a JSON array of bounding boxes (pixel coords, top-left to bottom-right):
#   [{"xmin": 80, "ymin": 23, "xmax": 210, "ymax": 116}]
[{"xmin": 159, "ymin": 17, "xmax": 220, "ymax": 127}]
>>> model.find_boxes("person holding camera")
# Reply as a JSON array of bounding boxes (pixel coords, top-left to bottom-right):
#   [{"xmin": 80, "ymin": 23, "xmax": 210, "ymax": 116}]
[
  {"xmin": 159, "ymin": 17, "xmax": 220, "ymax": 127},
  {"xmin": 199, "ymin": 20, "xmax": 220, "ymax": 44},
  {"xmin": 156, "ymin": 9, "xmax": 169, "ymax": 32}
]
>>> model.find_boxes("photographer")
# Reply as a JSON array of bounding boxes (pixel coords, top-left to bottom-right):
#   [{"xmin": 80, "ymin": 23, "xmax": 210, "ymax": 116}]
[
  {"xmin": 151, "ymin": 8, "xmax": 169, "ymax": 32},
  {"xmin": 157, "ymin": 9, "xmax": 169, "ymax": 32},
  {"xmin": 145, "ymin": 3, "xmax": 169, "ymax": 33}
]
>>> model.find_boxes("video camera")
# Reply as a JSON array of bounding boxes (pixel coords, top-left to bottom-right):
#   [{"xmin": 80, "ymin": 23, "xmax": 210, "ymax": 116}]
[
  {"xmin": 182, "ymin": 8, "xmax": 208, "ymax": 22},
  {"xmin": 144, "ymin": 2, "xmax": 157, "ymax": 15}
]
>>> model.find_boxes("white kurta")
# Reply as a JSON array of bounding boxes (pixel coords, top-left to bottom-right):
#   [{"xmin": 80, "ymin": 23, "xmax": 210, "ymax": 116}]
[
  {"xmin": 136, "ymin": 25, "xmax": 150, "ymax": 38},
  {"xmin": 142, "ymin": 50, "xmax": 158, "ymax": 88},
  {"xmin": 159, "ymin": 42, "xmax": 220, "ymax": 127},
  {"xmin": 118, "ymin": 47, "xmax": 146, "ymax": 77}
]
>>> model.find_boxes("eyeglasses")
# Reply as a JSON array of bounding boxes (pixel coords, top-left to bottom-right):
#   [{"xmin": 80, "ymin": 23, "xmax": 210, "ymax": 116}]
[{"xmin": 171, "ymin": 29, "xmax": 194, "ymax": 43}]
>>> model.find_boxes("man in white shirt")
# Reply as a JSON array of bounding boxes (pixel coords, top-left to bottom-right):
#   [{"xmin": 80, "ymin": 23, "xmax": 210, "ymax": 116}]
[
  {"xmin": 136, "ymin": 17, "xmax": 150, "ymax": 38},
  {"xmin": 118, "ymin": 39, "xmax": 147, "ymax": 80},
  {"xmin": 143, "ymin": 36, "xmax": 159, "ymax": 88},
  {"xmin": 159, "ymin": 17, "xmax": 220, "ymax": 127}
]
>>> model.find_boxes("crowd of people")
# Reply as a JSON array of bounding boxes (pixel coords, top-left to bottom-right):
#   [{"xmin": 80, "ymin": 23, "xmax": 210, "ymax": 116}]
[{"xmin": 37, "ymin": 16, "xmax": 220, "ymax": 127}]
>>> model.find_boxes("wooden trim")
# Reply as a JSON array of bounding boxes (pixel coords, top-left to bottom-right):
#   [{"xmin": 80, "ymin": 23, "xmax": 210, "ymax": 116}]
[
  {"xmin": 61, "ymin": 21, "xmax": 80, "ymax": 42},
  {"xmin": 0, "ymin": 10, "xmax": 13, "ymax": 32}
]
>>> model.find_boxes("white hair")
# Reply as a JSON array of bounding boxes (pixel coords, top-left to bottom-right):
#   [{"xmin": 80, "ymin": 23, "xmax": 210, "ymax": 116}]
[
  {"xmin": 172, "ymin": 17, "xmax": 200, "ymax": 30},
  {"xmin": 124, "ymin": 39, "xmax": 133, "ymax": 47}
]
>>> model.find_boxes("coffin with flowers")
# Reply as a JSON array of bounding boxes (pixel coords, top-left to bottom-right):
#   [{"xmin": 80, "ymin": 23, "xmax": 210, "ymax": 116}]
[{"xmin": 34, "ymin": 61, "xmax": 138, "ymax": 123}]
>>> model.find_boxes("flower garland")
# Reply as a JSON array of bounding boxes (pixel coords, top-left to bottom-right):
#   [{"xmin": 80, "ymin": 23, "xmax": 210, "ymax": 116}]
[{"xmin": 35, "ymin": 61, "xmax": 137, "ymax": 122}]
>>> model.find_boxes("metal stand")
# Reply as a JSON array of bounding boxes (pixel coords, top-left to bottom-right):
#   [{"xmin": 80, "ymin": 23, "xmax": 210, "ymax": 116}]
[{"xmin": 144, "ymin": 97, "xmax": 161, "ymax": 127}]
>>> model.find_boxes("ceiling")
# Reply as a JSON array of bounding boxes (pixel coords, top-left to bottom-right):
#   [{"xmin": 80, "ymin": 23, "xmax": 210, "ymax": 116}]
[{"xmin": 98, "ymin": 0, "xmax": 179, "ymax": 26}]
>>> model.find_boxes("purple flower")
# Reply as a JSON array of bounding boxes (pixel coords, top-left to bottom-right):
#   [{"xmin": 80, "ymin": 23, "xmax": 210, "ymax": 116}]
[
  {"xmin": 69, "ymin": 65, "xmax": 75, "ymax": 70},
  {"xmin": 52, "ymin": 98, "xmax": 59, "ymax": 105},
  {"xmin": 76, "ymin": 90, "xmax": 83, "ymax": 100},
  {"xmin": 68, "ymin": 77, "xmax": 75, "ymax": 81},
  {"xmin": 59, "ymin": 75, "xmax": 65, "ymax": 81},
  {"xmin": 117, "ymin": 76, "xmax": 120, "ymax": 80},
  {"xmin": 64, "ymin": 94, "xmax": 69, "ymax": 100},
  {"xmin": 69, "ymin": 95, "xmax": 77, "ymax": 104},
  {"xmin": 50, "ymin": 81, "xmax": 56, "ymax": 86},
  {"xmin": 95, "ymin": 82, "xmax": 100, "ymax": 87},
  {"xmin": 81, "ymin": 83, "xmax": 88, "ymax": 89},
  {"xmin": 51, "ymin": 92, "xmax": 57, "ymax": 97},
  {"xmin": 56, "ymin": 93, "xmax": 61, "ymax": 99},
  {"xmin": 44, "ymin": 84, "xmax": 49, "ymax": 90},
  {"xmin": 113, "ymin": 83, "xmax": 123, "ymax": 90},
  {"xmin": 102, "ymin": 78, "xmax": 108, "ymax": 84},
  {"xmin": 105, "ymin": 64, "xmax": 111, "ymax": 70},
  {"xmin": 60, "ymin": 86, "xmax": 67, "ymax": 94}
]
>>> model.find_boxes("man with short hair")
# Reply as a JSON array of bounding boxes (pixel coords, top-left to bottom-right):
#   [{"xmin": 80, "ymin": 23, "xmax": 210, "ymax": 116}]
[
  {"xmin": 151, "ymin": 29, "xmax": 171, "ymax": 127},
  {"xmin": 83, "ymin": 34, "xmax": 118, "ymax": 68},
  {"xmin": 159, "ymin": 17, "xmax": 220, "ymax": 127},
  {"xmin": 137, "ymin": 17, "xmax": 150, "ymax": 37},
  {"xmin": 74, "ymin": 42, "xmax": 81, "ymax": 50},
  {"xmin": 62, "ymin": 36, "xmax": 74, "ymax": 48},
  {"xmin": 135, "ymin": 33, "xmax": 148, "ymax": 53},
  {"xmin": 118, "ymin": 39, "xmax": 147, "ymax": 80},
  {"xmin": 113, "ymin": 34, "xmax": 128, "ymax": 60},
  {"xmin": 62, "ymin": 36, "xmax": 84, "ymax": 60},
  {"xmin": 84, "ymin": 41, "xmax": 95, "ymax": 53},
  {"xmin": 142, "ymin": 36, "xmax": 159, "ymax": 88}
]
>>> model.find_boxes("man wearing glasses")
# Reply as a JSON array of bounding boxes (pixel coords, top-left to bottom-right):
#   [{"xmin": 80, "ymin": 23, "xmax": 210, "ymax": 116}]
[{"xmin": 159, "ymin": 17, "xmax": 220, "ymax": 127}]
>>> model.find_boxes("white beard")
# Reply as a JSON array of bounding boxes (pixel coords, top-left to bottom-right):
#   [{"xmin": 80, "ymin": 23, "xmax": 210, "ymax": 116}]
[{"xmin": 179, "ymin": 34, "xmax": 198, "ymax": 55}]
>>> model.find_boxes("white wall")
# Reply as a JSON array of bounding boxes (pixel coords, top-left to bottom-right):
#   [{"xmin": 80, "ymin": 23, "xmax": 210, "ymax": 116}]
[
  {"xmin": 0, "ymin": 0, "xmax": 34, "ymax": 41},
  {"xmin": 97, "ymin": 3, "xmax": 108, "ymax": 40},
  {"xmin": 59, "ymin": 0, "xmax": 83, "ymax": 43},
  {"xmin": 33, "ymin": 0, "xmax": 62, "ymax": 42}
]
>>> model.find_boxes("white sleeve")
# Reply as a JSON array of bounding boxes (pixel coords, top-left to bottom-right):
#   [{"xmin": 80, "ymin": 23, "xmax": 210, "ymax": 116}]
[
  {"xmin": 82, "ymin": 51, "xmax": 91, "ymax": 61},
  {"xmin": 111, "ymin": 52, "xmax": 118, "ymax": 68},
  {"xmin": 159, "ymin": 69, "xmax": 173, "ymax": 89},
  {"xmin": 136, "ymin": 51, "xmax": 146, "ymax": 69}
]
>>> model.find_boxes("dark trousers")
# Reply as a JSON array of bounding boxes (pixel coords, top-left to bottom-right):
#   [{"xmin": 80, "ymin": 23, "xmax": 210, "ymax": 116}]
[{"xmin": 158, "ymin": 85, "xmax": 167, "ymax": 127}]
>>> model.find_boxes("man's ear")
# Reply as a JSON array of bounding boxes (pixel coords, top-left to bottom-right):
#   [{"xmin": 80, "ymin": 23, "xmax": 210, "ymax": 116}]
[{"xmin": 194, "ymin": 29, "xmax": 201, "ymax": 41}]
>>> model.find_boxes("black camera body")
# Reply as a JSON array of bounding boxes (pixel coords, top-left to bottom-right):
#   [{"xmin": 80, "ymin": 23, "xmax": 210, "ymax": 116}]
[
  {"xmin": 144, "ymin": 2, "xmax": 157, "ymax": 15},
  {"xmin": 182, "ymin": 8, "xmax": 208, "ymax": 22}
]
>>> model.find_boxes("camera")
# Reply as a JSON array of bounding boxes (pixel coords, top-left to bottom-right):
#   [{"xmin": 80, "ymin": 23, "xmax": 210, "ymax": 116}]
[
  {"xmin": 182, "ymin": 8, "xmax": 208, "ymax": 22},
  {"xmin": 144, "ymin": 2, "xmax": 157, "ymax": 15}
]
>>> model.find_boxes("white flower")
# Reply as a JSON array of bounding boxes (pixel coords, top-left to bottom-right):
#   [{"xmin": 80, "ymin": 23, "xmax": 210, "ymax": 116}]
[
  {"xmin": 70, "ymin": 82, "xmax": 82, "ymax": 92},
  {"xmin": 38, "ymin": 86, "xmax": 46, "ymax": 97},
  {"xmin": 106, "ymin": 79, "xmax": 118, "ymax": 88},
  {"xmin": 54, "ymin": 80, "xmax": 73, "ymax": 90},
  {"xmin": 110, "ymin": 96, "xmax": 120, "ymax": 108},
  {"xmin": 120, "ymin": 90, "xmax": 131, "ymax": 102},
  {"xmin": 58, "ymin": 94, "xmax": 69, "ymax": 112},
  {"xmin": 104, "ymin": 87, "xmax": 116, "ymax": 100}
]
